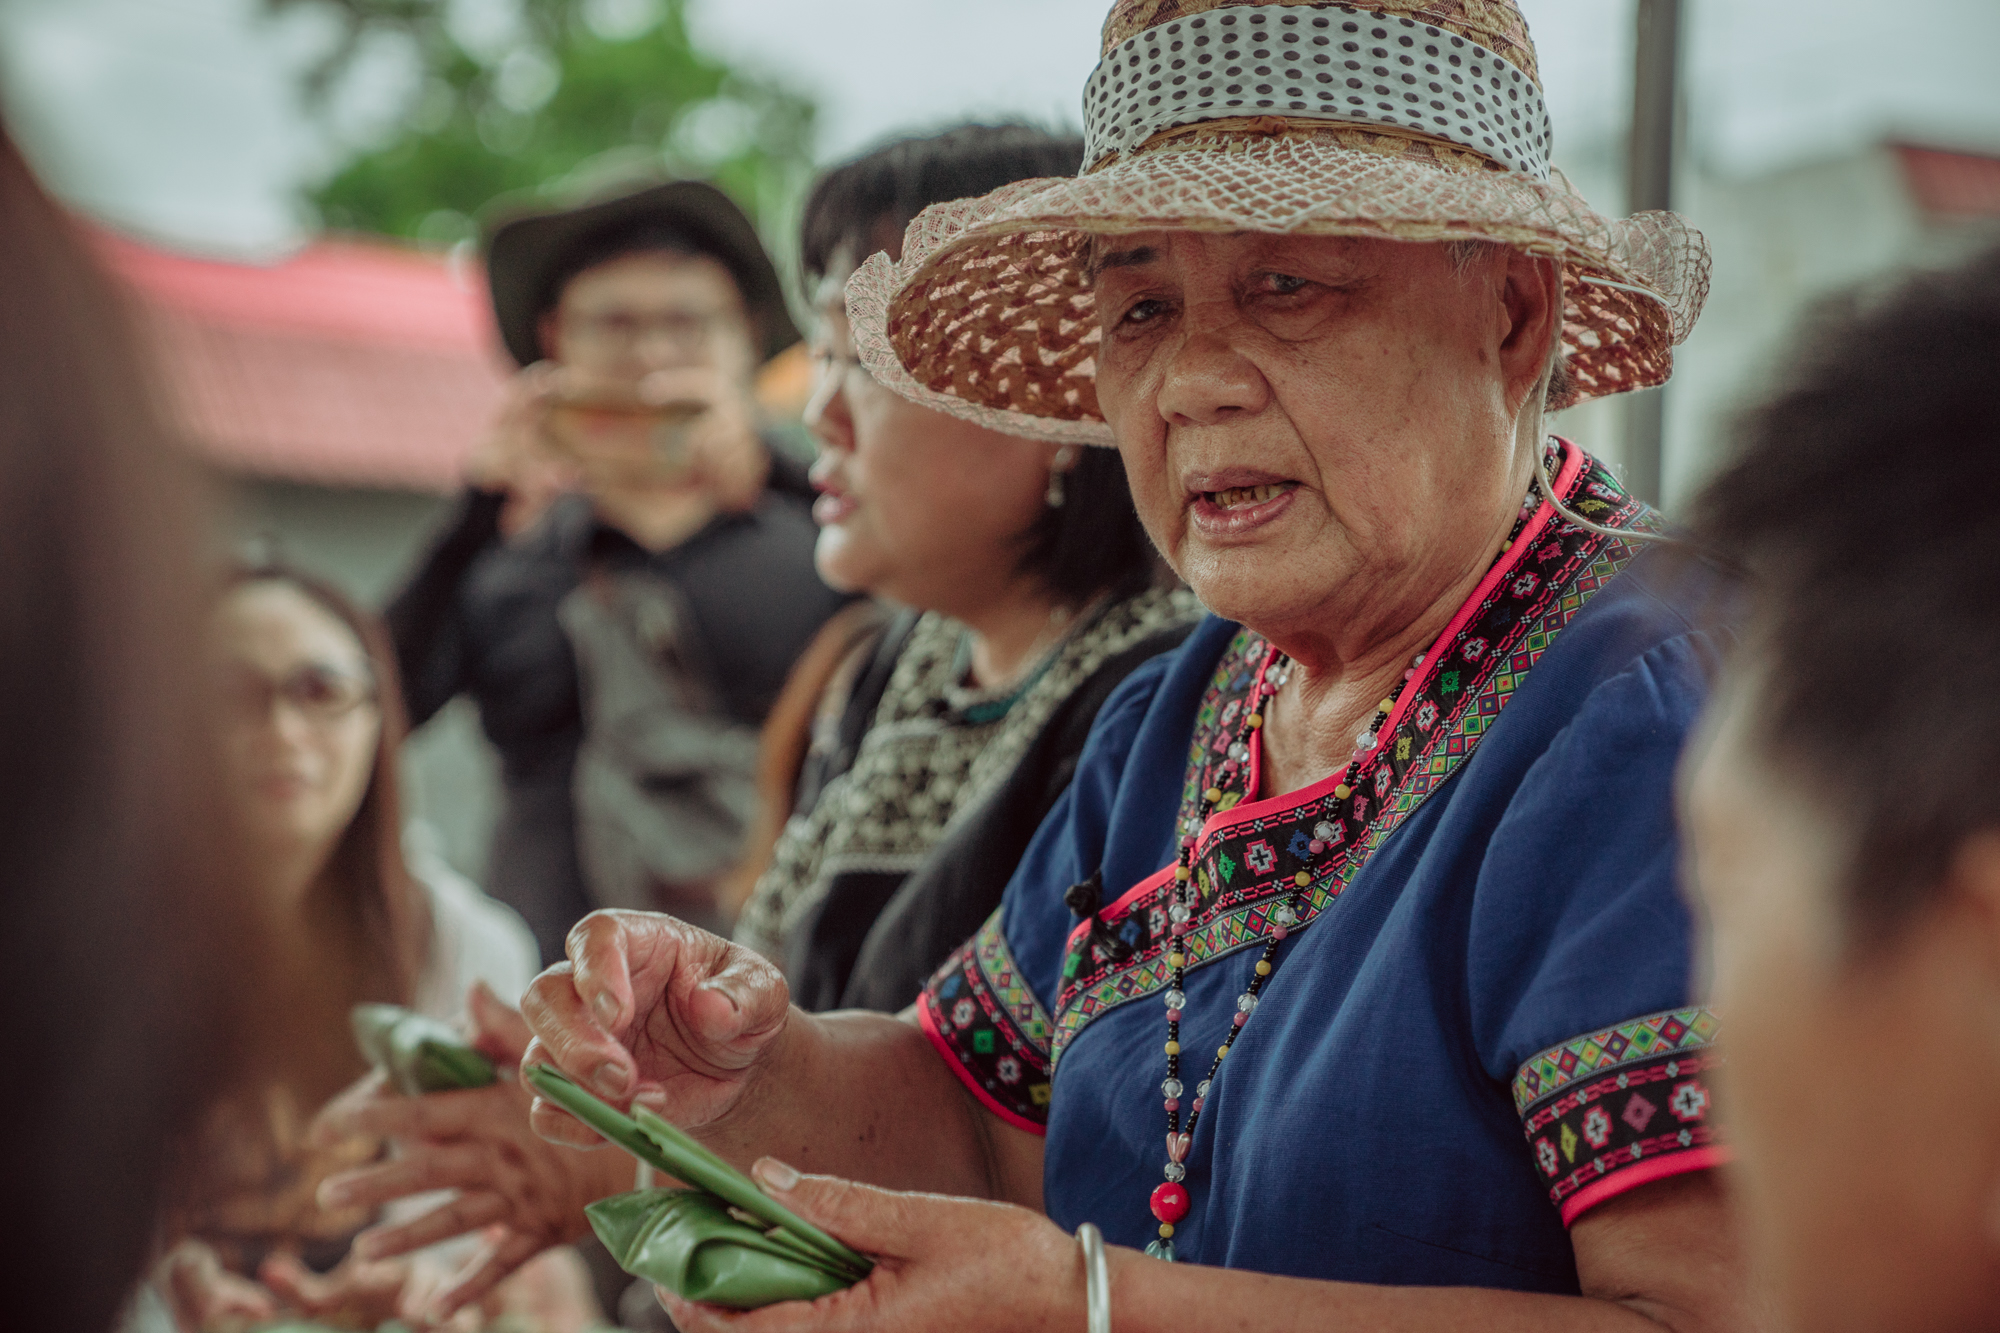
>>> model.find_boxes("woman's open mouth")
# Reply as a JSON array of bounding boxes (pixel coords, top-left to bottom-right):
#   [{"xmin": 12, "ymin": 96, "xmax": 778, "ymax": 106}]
[
  {"xmin": 1209, "ymin": 483, "xmax": 1295, "ymax": 509},
  {"xmin": 813, "ymin": 490, "xmax": 859, "ymax": 526},
  {"xmin": 1188, "ymin": 478, "xmax": 1300, "ymax": 538}
]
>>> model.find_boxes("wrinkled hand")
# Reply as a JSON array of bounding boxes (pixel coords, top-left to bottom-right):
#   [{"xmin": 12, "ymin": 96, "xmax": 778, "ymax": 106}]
[
  {"xmin": 638, "ymin": 366, "xmax": 769, "ymax": 512},
  {"xmin": 309, "ymin": 982, "xmax": 625, "ymax": 1320},
  {"xmin": 660, "ymin": 1160, "xmax": 1081, "ymax": 1333},
  {"xmin": 521, "ymin": 909, "xmax": 792, "ymax": 1150}
]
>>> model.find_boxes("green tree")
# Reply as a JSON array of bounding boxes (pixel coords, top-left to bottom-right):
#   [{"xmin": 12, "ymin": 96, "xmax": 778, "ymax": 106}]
[{"xmin": 269, "ymin": 0, "xmax": 816, "ymax": 249}]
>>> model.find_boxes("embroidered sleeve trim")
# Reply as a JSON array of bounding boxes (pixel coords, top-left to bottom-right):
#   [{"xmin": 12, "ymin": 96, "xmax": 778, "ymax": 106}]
[
  {"xmin": 917, "ymin": 909, "xmax": 1054, "ymax": 1133},
  {"xmin": 1514, "ymin": 1007, "xmax": 1724, "ymax": 1225}
]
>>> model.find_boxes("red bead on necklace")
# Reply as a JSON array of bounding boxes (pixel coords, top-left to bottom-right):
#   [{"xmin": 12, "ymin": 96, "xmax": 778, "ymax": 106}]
[{"xmin": 1143, "ymin": 647, "xmax": 1416, "ymax": 1262}]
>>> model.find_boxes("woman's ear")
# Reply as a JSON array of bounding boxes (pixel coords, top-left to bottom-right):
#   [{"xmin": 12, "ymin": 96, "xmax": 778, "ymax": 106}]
[
  {"xmin": 1939, "ymin": 834, "xmax": 2000, "ymax": 1244},
  {"xmin": 1498, "ymin": 252, "xmax": 1563, "ymax": 418}
]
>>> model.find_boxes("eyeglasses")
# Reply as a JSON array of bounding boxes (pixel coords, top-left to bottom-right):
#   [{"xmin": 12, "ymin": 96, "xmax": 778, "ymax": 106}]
[
  {"xmin": 215, "ymin": 662, "xmax": 377, "ymax": 725},
  {"xmin": 561, "ymin": 307, "xmax": 737, "ymax": 356}
]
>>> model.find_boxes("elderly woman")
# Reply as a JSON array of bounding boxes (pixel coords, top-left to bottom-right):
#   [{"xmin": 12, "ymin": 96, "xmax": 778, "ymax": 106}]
[
  {"xmin": 332, "ymin": 1, "xmax": 1750, "ymax": 1327},
  {"xmin": 1682, "ymin": 246, "xmax": 2000, "ymax": 1333}
]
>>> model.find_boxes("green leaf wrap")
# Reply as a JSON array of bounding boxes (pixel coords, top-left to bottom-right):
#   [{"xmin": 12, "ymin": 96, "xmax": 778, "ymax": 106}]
[
  {"xmin": 350, "ymin": 1003, "xmax": 496, "ymax": 1096},
  {"xmin": 586, "ymin": 1188, "xmax": 853, "ymax": 1310}
]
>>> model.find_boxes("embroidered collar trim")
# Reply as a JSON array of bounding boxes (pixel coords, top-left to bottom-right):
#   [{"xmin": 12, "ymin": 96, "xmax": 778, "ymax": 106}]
[{"xmin": 1046, "ymin": 440, "xmax": 1657, "ymax": 1066}]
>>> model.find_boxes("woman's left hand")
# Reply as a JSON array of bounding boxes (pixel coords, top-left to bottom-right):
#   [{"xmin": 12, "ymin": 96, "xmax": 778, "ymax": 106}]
[
  {"xmin": 310, "ymin": 982, "xmax": 628, "ymax": 1319},
  {"xmin": 659, "ymin": 1159, "xmax": 1085, "ymax": 1333}
]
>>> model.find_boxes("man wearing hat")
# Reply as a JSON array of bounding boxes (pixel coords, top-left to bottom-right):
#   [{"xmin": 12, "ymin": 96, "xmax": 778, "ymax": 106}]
[{"xmin": 387, "ymin": 179, "xmax": 851, "ymax": 963}]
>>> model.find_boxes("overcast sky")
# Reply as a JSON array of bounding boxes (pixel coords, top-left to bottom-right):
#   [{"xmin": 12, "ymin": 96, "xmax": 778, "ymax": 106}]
[{"xmin": 2, "ymin": 0, "xmax": 1997, "ymax": 254}]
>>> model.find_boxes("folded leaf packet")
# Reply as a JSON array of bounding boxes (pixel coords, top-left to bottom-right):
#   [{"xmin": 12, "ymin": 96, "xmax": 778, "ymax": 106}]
[
  {"xmin": 587, "ymin": 1188, "xmax": 854, "ymax": 1309},
  {"xmin": 350, "ymin": 1003, "xmax": 496, "ymax": 1096},
  {"xmin": 525, "ymin": 1063, "xmax": 872, "ymax": 1309}
]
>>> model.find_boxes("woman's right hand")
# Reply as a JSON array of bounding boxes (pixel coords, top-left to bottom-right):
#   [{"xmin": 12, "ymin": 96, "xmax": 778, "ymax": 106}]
[{"xmin": 521, "ymin": 909, "xmax": 794, "ymax": 1149}]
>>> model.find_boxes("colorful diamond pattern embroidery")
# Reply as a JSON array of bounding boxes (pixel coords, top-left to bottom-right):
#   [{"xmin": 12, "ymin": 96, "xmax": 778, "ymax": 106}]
[
  {"xmin": 1513, "ymin": 1006, "xmax": 1724, "ymax": 1215},
  {"xmin": 1511, "ymin": 1007, "xmax": 1721, "ymax": 1114}
]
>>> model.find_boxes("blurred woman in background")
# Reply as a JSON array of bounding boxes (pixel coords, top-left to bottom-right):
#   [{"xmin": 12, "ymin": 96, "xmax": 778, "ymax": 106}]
[
  {"xmin": 156, "ymin": 565, "xmax": 589, "ymax": 1330},
  {"xmin": 296, "ymin": 124, "xmax": 1199, "ymax": 1320},
  {"xmin": 730, "ymin": 122, "xmax": 1199, "ymax": 1011},
  {"xmin": 0, "ymin": 117, "xmax": 254, "ymax": 1333},
  {"xmin": 1683, "ymin": 245, "xmax": 2000, "ymax": 1333}
]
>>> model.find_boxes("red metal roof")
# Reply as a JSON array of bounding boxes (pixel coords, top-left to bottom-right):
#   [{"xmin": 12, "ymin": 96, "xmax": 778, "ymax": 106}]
[
  {"xmin": 1893, "ymin": 143, "xmax": 2000, "ymax": 220},
  {"xmin": 93, "ymin": 228, "xmax": 509, "ymax": 493}
]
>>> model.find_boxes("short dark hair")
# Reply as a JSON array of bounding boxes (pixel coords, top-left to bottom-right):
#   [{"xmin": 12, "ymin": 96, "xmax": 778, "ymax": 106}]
[
  {"xmin": 1688, "ymin": 243, "xmax": 2000, "ymax": 936},
  {"xmin": 801, "ymin": 122, "xmax": 1083, "ymax": 283},
  {"xmin": 802, "ymin": 123, "xmax": 1164, "ymax": 602}
]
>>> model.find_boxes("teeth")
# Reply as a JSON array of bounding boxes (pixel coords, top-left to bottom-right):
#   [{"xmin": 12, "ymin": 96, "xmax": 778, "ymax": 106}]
[{"xmin": 1210, "ymin": 483, "xmax": 1290, "ymax": 508}]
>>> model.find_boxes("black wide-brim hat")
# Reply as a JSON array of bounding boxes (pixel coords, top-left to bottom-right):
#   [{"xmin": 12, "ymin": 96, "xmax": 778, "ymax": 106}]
[{"xmin": 484, "ymin": 177, "xmax": 800, "ymax": 367}]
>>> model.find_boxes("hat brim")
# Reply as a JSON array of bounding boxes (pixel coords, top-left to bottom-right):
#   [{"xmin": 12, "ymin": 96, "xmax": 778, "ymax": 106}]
[
  {"xmin": 847, "ymin": 137, "xmax": 1710, "ymax": 444},
  {"xmin": 485, "ymin": 180, "xmax": 800, "ymax": 368}
]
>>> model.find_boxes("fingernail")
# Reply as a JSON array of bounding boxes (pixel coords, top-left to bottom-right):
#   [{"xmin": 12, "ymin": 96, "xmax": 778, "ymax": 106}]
[
  {"xmin": 593, "ymin": 1060, "xmax": 632, "ymax": 1098},
  {"xmin": 592, "ymin": 991, "xmax": 620, "ymax": 1029},
  {"xmin": 319, "ymin": 1179, "xmax": 352, "ymax": 1207},
  {"xmin": 754, "ymin": 1158, "xmax": 801, "ymax": 1192},
  {"xmin": 698, "ymin": 977, "xmax": 741, "ymax": 1015}
]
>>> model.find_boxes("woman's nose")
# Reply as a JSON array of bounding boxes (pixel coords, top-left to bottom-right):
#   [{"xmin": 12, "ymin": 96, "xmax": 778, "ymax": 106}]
[
  {"xmin": 1155, "ymin": 325, "xmax": 1271, "ymax": 428},
  {"xmin": 263, "ymin": 698, "xmax": 321, "ymax": 751},
  {"xmin": 805, "ymin": 371, "xmax": 854, "ymax": 456}
]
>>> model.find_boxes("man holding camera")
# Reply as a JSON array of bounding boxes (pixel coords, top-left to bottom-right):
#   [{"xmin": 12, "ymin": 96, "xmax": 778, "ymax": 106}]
[{"xmin": 387, "ymin": 178, "xmax": 850, "ymax": 962}]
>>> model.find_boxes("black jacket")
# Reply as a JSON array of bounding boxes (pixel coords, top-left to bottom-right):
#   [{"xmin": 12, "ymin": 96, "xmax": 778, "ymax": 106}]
[{"xmin": 384, "ymin": 452, "xmax": 850, "ymax": 960}]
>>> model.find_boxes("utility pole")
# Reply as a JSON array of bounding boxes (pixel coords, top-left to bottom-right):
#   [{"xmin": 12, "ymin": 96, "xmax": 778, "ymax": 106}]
[{"xmin": 1624, "ymin": 0, "xmax": 1682, "ymax": 507}]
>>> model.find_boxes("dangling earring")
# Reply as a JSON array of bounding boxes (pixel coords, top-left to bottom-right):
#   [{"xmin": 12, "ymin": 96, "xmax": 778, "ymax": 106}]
[{"xmin": 1047, "ymin": 446, "xmax": 1078, "ymax": 508}]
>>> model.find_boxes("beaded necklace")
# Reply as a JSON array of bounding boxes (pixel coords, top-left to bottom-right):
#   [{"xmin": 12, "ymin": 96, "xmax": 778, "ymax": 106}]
[
  {"xmin": 1136, "ymin": 460, "xmax": 1562, "ymax": 1259},
  {"xmin": 1143, "ymin": 647, "xmax": 1421, "ymax": 1260}
]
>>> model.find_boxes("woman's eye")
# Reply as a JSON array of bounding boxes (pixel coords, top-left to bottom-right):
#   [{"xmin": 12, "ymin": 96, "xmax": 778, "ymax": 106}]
[
  {"xmin": 1118, "ymin": 298, "xmax": 1170, "ymax": 327},
  {"xmin": 1261, "ymin": 272, "xmax": 1311, "ymax": 296}
]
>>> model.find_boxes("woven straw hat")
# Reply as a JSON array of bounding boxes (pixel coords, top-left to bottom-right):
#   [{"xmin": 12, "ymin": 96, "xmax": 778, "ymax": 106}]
[{"xmin": 847, "ymin": 0, "xmax": 1711, "ymax": 445}]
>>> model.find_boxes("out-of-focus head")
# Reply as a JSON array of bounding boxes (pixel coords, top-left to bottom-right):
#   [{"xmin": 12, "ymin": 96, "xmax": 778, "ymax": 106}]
[
  {"xmin": 0, "ymin": 121, "xmax": 253, "ymax": 1330},
  {"xmin": 211, "ymin": 571, "xmax": 384, "ymax": 886},
  {"xmin": 487, "ymin": 177, "xmax": 796, "ymax": 372},
  {"xmin": 1683, "ymin": 244, "xmax": 2000, "ymax": 1333},
  {"xmin": 844, "ymin": 0, "xmax": 1708, "ymax": 638},
  {"xmin": 799, "ymin": 124, "xmax": 1159, "ymax": 615},
  {"xmin": 485, "ymin": 180, "xmax": 794, "ymax": 498}
]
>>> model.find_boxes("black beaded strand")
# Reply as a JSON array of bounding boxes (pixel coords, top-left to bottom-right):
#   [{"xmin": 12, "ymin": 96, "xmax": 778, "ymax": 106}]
[{"xmin": 1145, "ymin": 649, "xmax": 1415, "ymax": 1260}]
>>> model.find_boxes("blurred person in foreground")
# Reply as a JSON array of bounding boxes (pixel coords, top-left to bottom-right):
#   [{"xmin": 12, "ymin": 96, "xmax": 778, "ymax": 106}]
[
  {"xmin": 1682, "ymin": 246, "xmax": 2000, "ymax": 1332},
  {"xmin": 328, "ymin": 1, "xmax": 1756, "ymax": 1328},
  {"xmin": 729, "ymin": 122, "xmax": 1199, "ymax": 1010},
  {"xmin": 0, "ymin": 124, "xmax": 253, "ymax": 1330},
  {"xmin": 387, "ymin": 178, "xmax": 851, "ymax": 962},
  {"xmin": 152, "ymin": 565, "xmax": 596, "ymax": 1331}
]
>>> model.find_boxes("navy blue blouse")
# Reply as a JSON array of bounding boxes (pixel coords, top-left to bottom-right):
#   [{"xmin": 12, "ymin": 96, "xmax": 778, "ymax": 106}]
[{"xmin": 920, "ymin": 443, "xmax": 1726, "ymax": 1292}]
